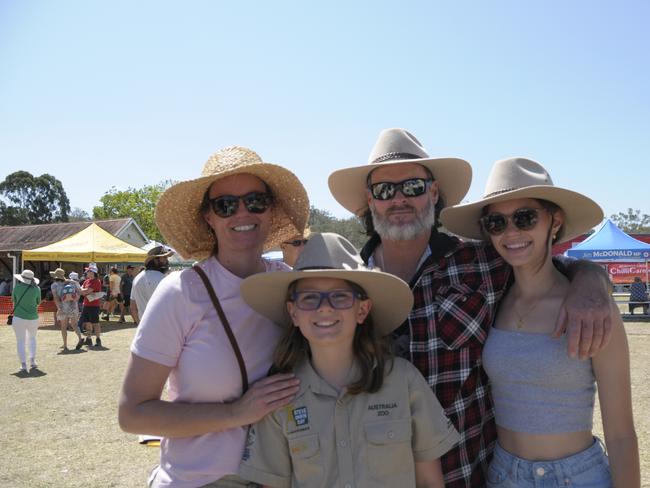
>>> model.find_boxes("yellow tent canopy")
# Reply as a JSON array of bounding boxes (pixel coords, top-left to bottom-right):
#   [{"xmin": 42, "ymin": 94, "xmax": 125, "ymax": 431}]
[{"xmin": 22, "ymin": 223, "xmax": 148, "ymax": 263}]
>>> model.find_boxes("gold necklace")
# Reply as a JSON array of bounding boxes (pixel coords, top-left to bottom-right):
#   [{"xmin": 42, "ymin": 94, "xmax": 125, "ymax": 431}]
[
  {"xmin": 514, "ymin": 300, "xmax": 541, "ymax": 329},
  {"xmin": 512, "ymin": 281, "xmax": 555, "ymax": 329}
]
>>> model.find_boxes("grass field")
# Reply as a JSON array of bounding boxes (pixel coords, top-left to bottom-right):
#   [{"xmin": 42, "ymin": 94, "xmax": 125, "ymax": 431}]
[{"xmin": 0, "ymin": 316, "xmax": 648, "ymax": 487}]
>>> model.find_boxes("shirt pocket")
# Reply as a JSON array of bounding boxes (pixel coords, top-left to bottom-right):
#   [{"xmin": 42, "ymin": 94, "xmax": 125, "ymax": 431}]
[
  {"xmin": 434, "ymin": 283, "xmax": 489, "ymax": 350},
  {"xmin": 288, "ymin": 434, "xmax": 323, "ymax": 485},
  {"xmin": 364, "ymin": 419, "xmax": 414, "ymax": 483}
]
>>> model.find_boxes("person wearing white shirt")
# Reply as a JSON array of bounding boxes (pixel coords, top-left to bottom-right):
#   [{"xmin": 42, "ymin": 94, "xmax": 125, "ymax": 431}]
[{"xmin": 130, "ymin": 246, "xmax": 174, "ymax": 323}]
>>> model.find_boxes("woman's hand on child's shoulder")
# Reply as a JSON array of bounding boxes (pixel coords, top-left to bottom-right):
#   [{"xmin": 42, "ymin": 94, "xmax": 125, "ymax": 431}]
[{"xmin": 232, "ymin": 373, "xmax": 300, "ymax": 426}]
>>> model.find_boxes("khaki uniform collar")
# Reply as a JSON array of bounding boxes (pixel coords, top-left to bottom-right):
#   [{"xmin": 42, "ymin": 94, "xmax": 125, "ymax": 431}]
[{"xmin": 295, "ymin": 358, "xmax": 361, "ymax": 402}]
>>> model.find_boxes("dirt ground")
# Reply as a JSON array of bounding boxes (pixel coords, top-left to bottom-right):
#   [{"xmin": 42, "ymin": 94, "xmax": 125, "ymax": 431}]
[{"xmin": 0, "ymin": 319, "xmax": 648, "ymax": 487}]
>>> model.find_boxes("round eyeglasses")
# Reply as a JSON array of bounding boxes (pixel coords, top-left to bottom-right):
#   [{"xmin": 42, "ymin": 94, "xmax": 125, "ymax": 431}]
[{"xmin": 479, "ymin": 207, "xmax": 545, "ymax": 236}]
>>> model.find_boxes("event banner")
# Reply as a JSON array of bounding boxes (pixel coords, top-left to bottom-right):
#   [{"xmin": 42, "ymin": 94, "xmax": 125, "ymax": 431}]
[
  {"xmin": 569, "ymin": 248, "xmax": 650, "ymax": 260},
  {"xmin": 606, "ymin": 262, "xmax": 650, "ymax": 284}
]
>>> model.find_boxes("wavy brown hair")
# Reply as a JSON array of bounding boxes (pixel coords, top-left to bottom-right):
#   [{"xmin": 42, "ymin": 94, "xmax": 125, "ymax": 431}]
[{"xmin": 272, "ymin": 280, "xmax": 393, "ymax": 395}]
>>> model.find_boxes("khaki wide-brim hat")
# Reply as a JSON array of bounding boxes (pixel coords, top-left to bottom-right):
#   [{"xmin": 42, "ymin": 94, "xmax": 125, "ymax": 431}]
[
  {"xmin": 328, "ymin": 128, "xmax": 472, "ymax": 216},
  {"xmin": 440, "ymin": 157, "xmax": 603, "ymax": 243},
  {"xmin": 144, "ymin": 245, "xmax": 175, "ymax": 265},
  {"xmin": 155, "ymin": 146, "xmax": 310, "ymax": 260},
  {"xmin": 241, "ymin": 233, "xmax": 413, "ymax": 336},
  {"xmin": 49, "ymin": 268, "xmax": 66, "ymax": 280},
  {"xmin": 14, "ymin": 269, "xmax": 39, "ymax": 285}
]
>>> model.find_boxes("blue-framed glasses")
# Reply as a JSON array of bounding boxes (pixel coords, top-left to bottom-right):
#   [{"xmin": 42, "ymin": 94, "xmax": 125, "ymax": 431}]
[{"xmin": 290, "ymin": 289, "xmax": 364, "ymax": 310}]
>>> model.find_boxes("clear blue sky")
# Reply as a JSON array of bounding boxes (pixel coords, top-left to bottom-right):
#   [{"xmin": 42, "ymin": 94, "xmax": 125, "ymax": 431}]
[{"xmin": 1, "ymin": 1, "xmax": 648, "ymax": 222}]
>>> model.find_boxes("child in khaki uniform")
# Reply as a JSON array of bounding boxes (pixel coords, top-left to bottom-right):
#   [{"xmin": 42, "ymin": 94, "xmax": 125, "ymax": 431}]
[{"xmin": 239, "ymin": 233, "xmax": 459, "ymax": 488}]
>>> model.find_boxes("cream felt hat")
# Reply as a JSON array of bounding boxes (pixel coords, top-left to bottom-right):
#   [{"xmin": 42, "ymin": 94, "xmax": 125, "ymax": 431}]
[
  {"xmin": 439, "ymin": 157, "xmax": 603, "ymax": 243},
  {"xmin": 14, "ymin": 269, "xmax": 39, "ymax": 285},
  {"xmin": 240, "ymin": 233, "xmax": 413, "ymax": 336},
  {"xmin": 155, "ymin": 146, "xmax": 310, "ymax": 260},
  {"xmin": 49, "ymin": 268, "xmax": 66, "ymax": 280},
  {"xmin": 328, "ymin": 128, "xmax": 472, "ymax": 216}
]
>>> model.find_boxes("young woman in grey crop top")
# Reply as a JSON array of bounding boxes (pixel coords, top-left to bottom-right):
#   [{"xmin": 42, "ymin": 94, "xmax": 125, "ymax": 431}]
[{"xmin": 440, "ymin": 158, "xmax": 639, "ymax": 487}]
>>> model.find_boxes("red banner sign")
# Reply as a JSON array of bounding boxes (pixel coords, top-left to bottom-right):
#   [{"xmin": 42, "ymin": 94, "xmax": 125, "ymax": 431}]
[{"xmin": 605, "ymin": 262, "xmax": 650, "ymax": 284}]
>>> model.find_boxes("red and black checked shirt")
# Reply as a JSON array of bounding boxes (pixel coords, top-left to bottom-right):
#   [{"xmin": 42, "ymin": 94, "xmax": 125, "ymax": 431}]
[{"xmin": 362, "ymin": 229, "xmax": 511, "ymax": 488}]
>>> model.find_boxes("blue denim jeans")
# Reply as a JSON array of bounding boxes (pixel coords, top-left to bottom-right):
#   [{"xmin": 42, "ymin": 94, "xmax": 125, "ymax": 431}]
[{"xmin": 487, "ymin": 438, "xmax": 612, "ymax": 487}]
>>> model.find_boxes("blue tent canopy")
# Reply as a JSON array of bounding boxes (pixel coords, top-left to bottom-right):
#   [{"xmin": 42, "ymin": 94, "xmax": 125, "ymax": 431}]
[{"xmin": 566, "ymin": 219, "xmax": 650, "ymax": 261}]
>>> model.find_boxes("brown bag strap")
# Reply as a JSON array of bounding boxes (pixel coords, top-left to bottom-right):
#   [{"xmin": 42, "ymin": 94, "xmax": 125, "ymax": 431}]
[
  {"xmin": 10, "ymin": 284, "xmax": 33, "ymax": 315},
  {"xmin": 192, "ymin": 265, "xmax": 248, "ymax": 393}
]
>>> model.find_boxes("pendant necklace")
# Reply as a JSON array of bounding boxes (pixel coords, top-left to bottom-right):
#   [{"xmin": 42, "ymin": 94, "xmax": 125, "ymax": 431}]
[{"xmin": 513, "ymin": 280, "xmax": 555, "ymax": 330}]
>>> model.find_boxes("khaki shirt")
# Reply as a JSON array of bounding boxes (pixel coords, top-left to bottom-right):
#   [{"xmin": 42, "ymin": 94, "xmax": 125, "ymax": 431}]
[{"xmin": 239, "ymin": 357, "xmax": 459, "ymax": 488}]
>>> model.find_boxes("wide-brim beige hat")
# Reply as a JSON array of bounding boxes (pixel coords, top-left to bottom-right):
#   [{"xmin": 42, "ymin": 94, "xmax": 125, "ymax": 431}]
[
  {"xmin": 49, "ymin": 268, "xmax": 66, "ymax": 280},
  {"xmin": 144, "ymin": 245, "xmax": 175, "ymax": 265},
  {"xmin": 155, "ymin": 146, "xmax": 310, "ymax": 260},
  {"xmin": 440, "ymin": 157, "xmax": 603, "ymax": 243},
  {"xmin": 241, "ymin": 233, "xmax": 413, "ymax": 336},
  {"xmin": 14, "ymin": 269, "xmax": 39, "ymax": 285},
  {"xmin": 328, "ymin": 128, "xmax": 472, "ymax": 216}
]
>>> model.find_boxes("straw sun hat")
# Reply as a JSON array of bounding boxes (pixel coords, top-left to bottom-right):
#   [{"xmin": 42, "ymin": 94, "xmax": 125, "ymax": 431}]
[
  {"xmin": 440, "ymin": 157, "xmax": 603, "ymax": 243},
  {"xmin": 14, "ymin": 269, "xmax": 39, "ymax": 285},
  {"xmin": 328, "ymin": 128, "xmax": 472, "ymax": 216},
  {"xmin": 155, "ymin": 146, "xmax": 309, "ymax": 260},
  {"xmin": 241, "ymin": 233, "xmax": 413, "ymax": 336}
]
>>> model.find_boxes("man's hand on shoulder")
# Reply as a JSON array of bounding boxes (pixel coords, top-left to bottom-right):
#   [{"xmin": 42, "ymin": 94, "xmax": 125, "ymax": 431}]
[{"xmin": 553, "ymin": 260, "xmax": 613, "ymax": 359}]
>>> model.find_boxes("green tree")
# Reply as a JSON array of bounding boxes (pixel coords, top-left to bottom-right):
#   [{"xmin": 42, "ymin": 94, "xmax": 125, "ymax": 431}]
[
  {"xmin": 308, "ymin": 206, "xmax": 366, "ymax": 249},
  {"xmin": 0, "ymin": 171, "xmax": 70, "ymax": 225},
  {"xmin": 68, "ymin": 207, "xmax": 92, "ymax": 222},
  {"xmin": 93, "ymin": 181, "xmax": 172, "ymax": 242},
  {"xmin": 611, "ymin": 209, "xmax": 650, "ymax": 234}
]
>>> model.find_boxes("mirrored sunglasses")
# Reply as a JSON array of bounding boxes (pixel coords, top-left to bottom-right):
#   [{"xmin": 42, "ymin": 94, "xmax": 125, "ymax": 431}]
[
  {"xmin": 368, "ymin": 178, "xmax": 433, "ymax": 201},
  {"xmin": 209, "ymin": 192, "xmax": 273, "ymax": 218},
  {"xmin": 479, "ymin": 207, "xmax": 543, "ymax": 236},
  {"xmin": 283, "ymin": 239, "xmax": 309, "ymax": 247},
  {"xmin": 291, "ymin": 289, "xmax": 363, "ymax": 310}
]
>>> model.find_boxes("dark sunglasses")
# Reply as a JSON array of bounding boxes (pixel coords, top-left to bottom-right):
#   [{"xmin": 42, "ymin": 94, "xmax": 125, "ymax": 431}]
[
  {"xmin": 283, "ymin": 239, "xmax": 309, "ymax": 247},
  {"xmin": 479, "ymin": 207, "xmax": 544, "ymax": 236},
  {"xmin": 368, "ymin": 178, "xmax": 433, "ymax": 201},
  {"xmin": 291, "ymin": 289, "xmax": 364, "ymax": 310},
  {"xmin": 208, "ymin": 192, "xmax": 273, "ymax": 218}
]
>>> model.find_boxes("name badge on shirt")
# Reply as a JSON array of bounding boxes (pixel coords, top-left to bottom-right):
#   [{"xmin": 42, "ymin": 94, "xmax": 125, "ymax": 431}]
[{"xmin": 292, "ymin": 406, "xmax": 309, "ymax": 427}]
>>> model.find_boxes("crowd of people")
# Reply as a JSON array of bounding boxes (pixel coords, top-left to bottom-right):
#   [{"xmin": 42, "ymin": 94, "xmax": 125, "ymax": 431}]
[
  {"xmin": 7, "ymin": 247, "xmax": 174, "ymax": 362},
  {"xmin": 6, "ymin": 128, "xmax": 644, "ymax": 487}
]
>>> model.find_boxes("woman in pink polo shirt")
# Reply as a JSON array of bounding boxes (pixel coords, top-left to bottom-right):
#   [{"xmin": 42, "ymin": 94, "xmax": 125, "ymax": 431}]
[{"xmin": 118, "ymin": 146, "xmax": 309, "ymax": 488}]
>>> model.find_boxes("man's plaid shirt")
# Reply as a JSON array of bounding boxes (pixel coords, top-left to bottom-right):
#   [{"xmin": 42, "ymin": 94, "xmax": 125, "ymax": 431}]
[{"xmin": 362, "ymin": 229, "xmax": 511, "ymax": 488}]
